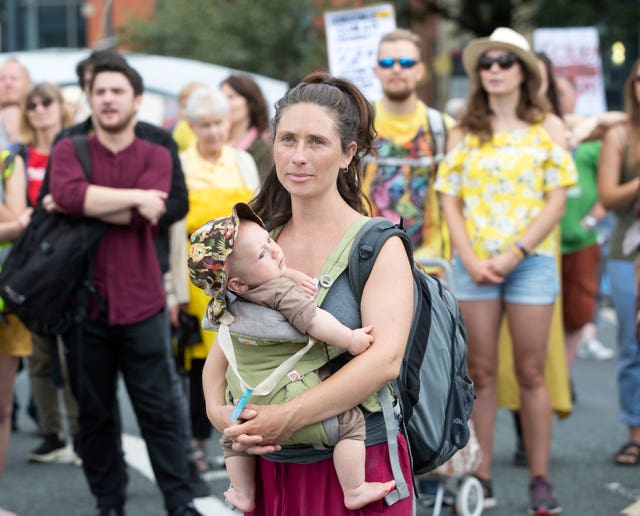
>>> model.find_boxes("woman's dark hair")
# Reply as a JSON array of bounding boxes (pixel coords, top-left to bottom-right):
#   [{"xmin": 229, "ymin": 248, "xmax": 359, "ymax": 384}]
[
  {"xmin": 221, "ymin": 74, "xmax": 270, "ymax": 134},
  {"xmin": 623, "ymin": 58, "xmax": 640, "ymax": 170},
  {"xmin": 251, "ymin": 72, "xmax": 376, "ymax": 229},
  {"xmin": 624, "ymin": 58, "xmax": 640, "ymax": 128},
  {"xmin": 536, "ymin": 52, "xmax": 562, "ymax": 117},
  {"xmin": 458, "ymin": 52, "xmax": 548, "ymax": 143}
]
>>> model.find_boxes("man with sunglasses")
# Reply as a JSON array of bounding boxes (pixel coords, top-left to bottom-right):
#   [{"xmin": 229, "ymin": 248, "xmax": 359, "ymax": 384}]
[{"xmin": 364, "ymin": 28, "xmax": 453, "ymax": 266}]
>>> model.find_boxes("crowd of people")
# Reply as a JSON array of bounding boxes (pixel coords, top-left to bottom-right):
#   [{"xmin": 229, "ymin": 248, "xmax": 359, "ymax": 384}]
[{"xmin": 0, "ymin": 22, "xmax": 639, "ymax": 516}]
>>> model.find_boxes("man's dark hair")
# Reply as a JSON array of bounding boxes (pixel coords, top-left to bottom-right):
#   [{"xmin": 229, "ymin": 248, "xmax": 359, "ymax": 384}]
[
  {"xmin": 75, "ymin": 49, "xmax": 127, "ymax": 90},
  {"xmin": 89, "ymin": 61, "xmax": 144, "ymax": 96}
]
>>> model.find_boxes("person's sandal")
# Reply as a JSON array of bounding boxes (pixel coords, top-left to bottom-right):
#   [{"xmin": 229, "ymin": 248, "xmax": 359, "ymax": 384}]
[{"xmin": 613, "ymin": 441, "xmax": 640, "ymax": 466}]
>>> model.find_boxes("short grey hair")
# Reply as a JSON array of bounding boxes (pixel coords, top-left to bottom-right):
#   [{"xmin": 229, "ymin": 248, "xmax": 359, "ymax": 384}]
[{"xmin": 184, "ymin": 87, "xmax": 230, "ymax": 123}]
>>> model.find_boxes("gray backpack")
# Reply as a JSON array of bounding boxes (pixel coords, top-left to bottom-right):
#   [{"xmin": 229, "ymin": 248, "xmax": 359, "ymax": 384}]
[{"xmin": 348, "ymin": 217, "xmax": 474, "ymax": 503}]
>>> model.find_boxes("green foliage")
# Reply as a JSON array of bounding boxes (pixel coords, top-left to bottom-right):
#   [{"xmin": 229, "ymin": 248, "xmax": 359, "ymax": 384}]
[{"xmin": 122, "ymin": 0, "xmax": 325, "ymax": 81}]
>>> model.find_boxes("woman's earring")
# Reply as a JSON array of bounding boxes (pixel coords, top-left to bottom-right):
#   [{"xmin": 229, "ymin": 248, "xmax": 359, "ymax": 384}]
[{"xmin": 340, "ymin": 167, "xmax": 348, "ymax": 174}]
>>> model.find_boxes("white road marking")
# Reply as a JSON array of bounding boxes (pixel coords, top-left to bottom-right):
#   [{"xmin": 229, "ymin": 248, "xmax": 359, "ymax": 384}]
[
  {"xmin": 122, "ymin": 433, "xmax": 234, "ymax": 515},
  {"xmin": 605, "ymin": 481, "xmax": 640, "ymax": 502}
]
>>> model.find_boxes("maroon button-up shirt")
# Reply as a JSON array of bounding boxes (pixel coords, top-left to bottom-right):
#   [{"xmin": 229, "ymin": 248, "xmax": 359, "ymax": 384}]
[{"xmin": 50, "ymin": 136, "xmax": 172, "ymax": 325}]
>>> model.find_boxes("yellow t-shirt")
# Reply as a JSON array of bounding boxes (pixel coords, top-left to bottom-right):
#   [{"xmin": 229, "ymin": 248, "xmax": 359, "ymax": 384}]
[{"xmin": 435, "ymin": 124, "xmax": 577, "ymax": 258}]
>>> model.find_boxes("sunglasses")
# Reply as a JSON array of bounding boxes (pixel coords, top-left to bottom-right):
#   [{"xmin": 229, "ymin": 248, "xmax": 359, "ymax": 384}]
[
  {"xmin": 477, "ymin": 53, "xmax": 520, "ymax": 71},
  {"xmin": 378, "ymin": 57, "xmax": 418, "ymax": 69},
  {"xmin": 26, "ymin": 97, "xmax": 55, "ymax": 111}
]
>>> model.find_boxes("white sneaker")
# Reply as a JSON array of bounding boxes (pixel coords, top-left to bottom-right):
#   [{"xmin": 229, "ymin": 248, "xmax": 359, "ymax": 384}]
[{"xmin": 577, "ymin": 339, "xmax": 615, "ymax": 360}]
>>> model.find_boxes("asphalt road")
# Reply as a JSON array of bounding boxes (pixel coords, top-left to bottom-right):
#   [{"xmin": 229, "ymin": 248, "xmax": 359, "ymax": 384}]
[{"xmin": 2, "ymin": 307, "xmax": 639, "ymax": 516}]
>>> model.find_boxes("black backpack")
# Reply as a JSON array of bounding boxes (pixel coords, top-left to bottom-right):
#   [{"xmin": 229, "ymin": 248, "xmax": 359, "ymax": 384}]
[
  {"xmin": 0, "ymin": 136, "xmax": 106, "ymax": 336},
  {"xmin": 348, "ymin": 217, "xmax": 475, "ymax": 502}
]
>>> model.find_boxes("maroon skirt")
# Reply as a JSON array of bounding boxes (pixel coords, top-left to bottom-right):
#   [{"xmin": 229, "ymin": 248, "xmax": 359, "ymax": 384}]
[{"xmin": 246, "ymin": 434, "xmax": 414, "ymax": 515}]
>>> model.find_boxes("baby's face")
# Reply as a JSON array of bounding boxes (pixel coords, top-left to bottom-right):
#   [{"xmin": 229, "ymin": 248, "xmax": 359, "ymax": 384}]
[{"xmin": 229, "ymin": 220, "xmax": 286, "ymax": 288}]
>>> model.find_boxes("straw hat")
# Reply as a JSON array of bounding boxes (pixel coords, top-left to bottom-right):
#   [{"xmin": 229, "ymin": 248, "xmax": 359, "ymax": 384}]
[{"xmin": 462, "ymin": 27, "xmax": 541, "ymax": 92}]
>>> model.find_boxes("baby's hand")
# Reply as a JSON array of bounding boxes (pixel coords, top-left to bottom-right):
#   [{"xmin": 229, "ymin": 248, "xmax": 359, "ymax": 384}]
[
  {"xmin": 297, "ymin": 277, "xmax": 317, "ymax": 297},
  {"xmin": 348, "ymin": 325, "xmax": 374, "ymax": 355},
  {"xmin": 285, "ymin": 268, "xmax": 317, "ymax": 297}
]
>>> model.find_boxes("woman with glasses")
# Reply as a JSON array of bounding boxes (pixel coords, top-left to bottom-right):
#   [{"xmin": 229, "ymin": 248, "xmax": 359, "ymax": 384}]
[
  {"xmin": 10, "ymin": 82, "xmax": 79, "ymax": 465},
  {"xmin": 598, "ymin": 59, "xmax": 640, "ymax": 467},
  {"xmin": 435, "ymin": 28, "xmax": 576, "ymax": 515}
]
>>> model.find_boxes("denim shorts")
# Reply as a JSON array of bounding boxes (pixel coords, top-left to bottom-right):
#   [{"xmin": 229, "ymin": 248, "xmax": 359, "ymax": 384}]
[{"xmin": 452, "ymin": 253, "xmax": 559, "ymax": 304}]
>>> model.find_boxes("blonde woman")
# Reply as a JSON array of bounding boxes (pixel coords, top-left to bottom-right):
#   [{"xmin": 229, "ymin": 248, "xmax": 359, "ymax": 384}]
[{"xmin": 12, "ymin": 82, "xmax": 78, "ymax": 463}]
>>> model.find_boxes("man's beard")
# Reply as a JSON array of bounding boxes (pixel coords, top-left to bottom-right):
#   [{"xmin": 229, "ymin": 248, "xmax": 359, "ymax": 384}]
[
  {"xmin": 383, "ymin": 88, "xmax": 413, "ymax": 102},
  {"xmin": 96, "ymin": 110, "xmax": 136, "ymax": 134}
]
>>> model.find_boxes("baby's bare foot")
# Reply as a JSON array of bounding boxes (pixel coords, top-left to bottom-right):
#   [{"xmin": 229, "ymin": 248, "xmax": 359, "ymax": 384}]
[
  {"xmin": 343, "ymin": 480, "xmax": 396, "ymax": 510},
  {"xmin": 224, "ymin": 486, "xmax": 256, "ymax": 513}
]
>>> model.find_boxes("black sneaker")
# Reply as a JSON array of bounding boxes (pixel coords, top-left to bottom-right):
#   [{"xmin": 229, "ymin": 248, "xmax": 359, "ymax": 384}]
[
  {"xmin": 473, "ymin": 475, "xmax": 497, "ymax": 510},
  {"xmin": 529, "ymin": 475, "xmax": 562, "ymax": 515},
  {"xmin": 27, "ymin": 434, "xmax": 69, "ymax": 463}
]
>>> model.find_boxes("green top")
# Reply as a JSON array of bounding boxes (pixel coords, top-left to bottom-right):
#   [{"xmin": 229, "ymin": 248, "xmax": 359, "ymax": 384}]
[{"xmin": 560, "ymin": 141, "xmax": 601, "ymax": 254}]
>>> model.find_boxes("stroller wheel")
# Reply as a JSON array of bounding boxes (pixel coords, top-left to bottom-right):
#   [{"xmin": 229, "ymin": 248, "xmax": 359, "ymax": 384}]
[{"xmin": 456, "ymin": 476, "xmax": 484, "ymax": 516}]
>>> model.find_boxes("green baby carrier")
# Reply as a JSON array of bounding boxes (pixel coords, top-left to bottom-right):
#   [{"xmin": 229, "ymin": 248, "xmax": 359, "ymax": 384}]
[{"xmin": 206, "ymin": 217, "xmax": 377, "ymax": 447}]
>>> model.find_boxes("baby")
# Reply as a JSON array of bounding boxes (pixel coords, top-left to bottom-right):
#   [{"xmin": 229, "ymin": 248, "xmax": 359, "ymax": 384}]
[{"xmin": 188, "ymin": 203, "xmax": 395, "ymax": 511}]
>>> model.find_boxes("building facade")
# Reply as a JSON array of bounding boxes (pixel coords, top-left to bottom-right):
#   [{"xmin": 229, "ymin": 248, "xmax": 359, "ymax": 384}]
[{"xmin": 0, "ymin": 0, "xmax": 154, "ymax": 52}]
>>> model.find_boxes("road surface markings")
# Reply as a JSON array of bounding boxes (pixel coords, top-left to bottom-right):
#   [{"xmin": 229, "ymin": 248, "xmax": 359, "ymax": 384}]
[{"xmin": 122, "ymin": 433, "xmax": 235, "ymax": 516}]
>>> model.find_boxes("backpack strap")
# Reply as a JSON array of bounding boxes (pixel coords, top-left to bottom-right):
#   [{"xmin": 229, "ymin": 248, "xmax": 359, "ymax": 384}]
[
  {"xmin": 71, "ymin": 135, "xmax": 92, "ymax": 180},
  {"xmin": 68, "ymin": 134, "xmax": 96, "ymax": 326},
  {"xmin": 348, "ymin": 217, "xmax": 413, "ymax": 300},
  {"xmin": 426, "ymin": 107, "xmax": 447, "ymax": 165},
  {"xmin": 348, "ymin": 217, "xmax": 415, "ymax": 507}
]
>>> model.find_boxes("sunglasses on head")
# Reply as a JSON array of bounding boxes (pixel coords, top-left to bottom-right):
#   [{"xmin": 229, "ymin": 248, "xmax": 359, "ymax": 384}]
[
  {"xmin": 378, "ymin": 57, "xmax": 418, "ymax": 69},
  {"xmin": 477, "ymin": 53, "xmax": 520, "ymax": 71},
  {"xmin": 26, "ymin": 97, "xmax": 55, "ymax": 111}
]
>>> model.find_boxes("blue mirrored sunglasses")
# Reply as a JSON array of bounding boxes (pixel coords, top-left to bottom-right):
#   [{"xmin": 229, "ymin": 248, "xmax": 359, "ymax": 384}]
[{"xmin": 377, "ymin": 57, "xmax": 418, "ymax": 69}]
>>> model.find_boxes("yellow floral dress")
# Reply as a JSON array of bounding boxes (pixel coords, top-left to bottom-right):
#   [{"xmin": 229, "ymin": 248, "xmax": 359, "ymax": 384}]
[{"xmin": 435, "ymin": 124, "xmax": 577, "ymax": 416}]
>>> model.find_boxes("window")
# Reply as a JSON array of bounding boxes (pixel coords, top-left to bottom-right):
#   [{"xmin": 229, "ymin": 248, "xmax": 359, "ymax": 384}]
[{"xmin": 2, "ymin": 0, "xmax": 86, "ymax": 51}]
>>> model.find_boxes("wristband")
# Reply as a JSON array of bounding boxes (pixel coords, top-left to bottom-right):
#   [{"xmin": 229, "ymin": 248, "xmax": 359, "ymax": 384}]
[
  {"xmin": 511, "ymin": 245, "xmax": 525, "ymax": 260},
  {"xmin": 515, "ymin": 241, "xmax": 529, "ymax": 258}
]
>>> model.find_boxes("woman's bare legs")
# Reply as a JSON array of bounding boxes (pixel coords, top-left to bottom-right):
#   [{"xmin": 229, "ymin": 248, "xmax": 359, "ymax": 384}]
[
  {"xmin": 459, "ymin": 298, "xmax": 503, "ymax": 481},
  {"xmin": 506, "ymin": 302, "xmax": 554, "ymax": 479}
]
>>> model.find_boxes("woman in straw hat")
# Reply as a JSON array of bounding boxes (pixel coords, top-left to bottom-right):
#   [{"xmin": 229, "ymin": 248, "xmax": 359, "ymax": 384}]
[{"xmin": 435, "ymin": 27, "xmax": 576, "ymax": 514}]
